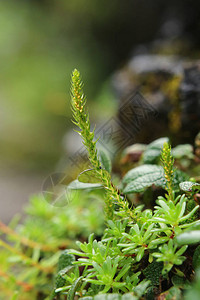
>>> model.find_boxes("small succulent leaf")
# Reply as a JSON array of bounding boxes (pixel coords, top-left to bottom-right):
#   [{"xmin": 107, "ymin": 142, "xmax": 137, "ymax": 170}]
[
  {"xmin": 93, "ymin": 262, "xmax": 103, "ymax": 275},
  {"xmin": 68, "ymin": 250, "xmax": 87, "ymax": 257},
  {"xmin": 176, "ymin": 231, "xmax": 200, "ymax": 245},
  {"xmin": 67, "ymin": 276, "xmax": 83, "ymax": 300},
  {"xmin": 148, "ymin": 237, "xmax": 169, "ymax": 249},
  {"xmin": 133, "ymin": 224, "xmax": 140, "ymax": 235},
  {"xmin": 157, "ymin": 199, "xmax": 170, "ymax": 212},
  {"xmin": 112, "ymin": 282, "xmax": 126, "ymax": 288},
  {"xmin": 179, "ymin": 205, "xmax": 199, "ymax": 222},
  {"xmin": 177, "ymin": 201, "xmax": 186, "ymax": 219},
  {"xmin": 176, "ymin": 245, "xmax": 188, "ymax": 256},
  {"xmin": 136, "ymin": 247, "xmax": 145, "ymax": 262},
  {"xmin": 115, "ymin": 264, "xmax": 131, "ymax": 281}
]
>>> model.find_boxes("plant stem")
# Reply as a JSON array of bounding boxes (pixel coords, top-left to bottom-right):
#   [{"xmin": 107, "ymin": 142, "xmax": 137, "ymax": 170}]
[
  {"xmin": 161, "ymin": 142, "xmax": 174, "ymax": 201},
  {"xmin": 71, "ymin": 69, "xmax": 135, "ymax": 220}
]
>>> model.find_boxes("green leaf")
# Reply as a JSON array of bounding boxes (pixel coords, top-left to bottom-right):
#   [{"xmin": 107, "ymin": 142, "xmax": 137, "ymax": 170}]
[
  {"xmin": 142, "ymin": 137, "xmax": 169, "ymax": 164},
  {"xmin": 193, "ymin": 245, "xmax": 200, "ymax": 269},
  {"xmin": 122, "ymin": 165, "xmax": 189, "ymax": 194},
  {"xmin": 122, "ymin": 165, "xmax": 165, "ymax": 193},
  {"xmin": 99, "ymin": 149, "xmax": 112, "ymax": 173},
  {"xmin": 165, "ymin": 286, "xmax": 182, "ymax": 300},
  {"xmin": 133, "ymin": 280, "xmax": 150, "ymax": 298},
  {"xmin": 67, "ymin": 276, "xmax": 83, "ymax": 300},
  {"xmin": 184, "ymin": 269, "xmax": 200, "ymax": 300},
  {"xmin": 123, "ymin": 165, "xmax": 163, "ymax": 185},
  {"xmin": 176, "ymin": 231, "xmax": 200, "ymax": 245},
  {"xmin": 143, "ymin": 261, "xmax": 163, "ymax": 286},
  {"xmin": 55, "ymin": 272, "xmax": 67, "ymax": 289},
  {"xmin": 148, "ymin": 237, "xmax": 169, "ymax": 249},
  {"xmin": 58, "ymin": 250, "xmax": 75, "ymax": 271},
  {"xmin": 80, "ymin": 294, "xmax": 138, "ymax": 299},
  {"xmin": 179, "ymin": 181, "xmax": 200, "ymax": 192},
  {"xmin": 115, "ymin": 263, "xmax": 131, "ymax": 281},
  {"xmin": 173, "ymin": 170, "xmax": 190, "ymax": 191},
  {"xmin": 78, "ymin": 169, "xmax": 102, "ymax": 184},
  {"xmin": 136, "ymin": 247, "xmax": 145, "ymax": 262},
  {"xmin": 148, "ymin": 137, "xmax": 169, "ymax": 149},
  {"xmin": 171, "ymin": 275, "xmax": 186, "ymax": 287},
  {"xmin": 172, "ymin": 144, "xmax": 194, "ymax": 159},
  {"xmin": 68, "ymin": 179, "xmax": 102, "ymax": 190}
]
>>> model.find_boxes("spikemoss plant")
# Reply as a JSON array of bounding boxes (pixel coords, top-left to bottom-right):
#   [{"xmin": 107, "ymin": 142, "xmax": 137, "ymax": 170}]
[
  {"xmin": 71, "ymin": 69, "xmax": 134, "ymax": 220},
  {"xmin": 49, "ymin": 69, "xmax": 200, "ymax": 299},
  {"xmin": 1, "ymin": 69, "xmax": 200, "ymax": 299}
]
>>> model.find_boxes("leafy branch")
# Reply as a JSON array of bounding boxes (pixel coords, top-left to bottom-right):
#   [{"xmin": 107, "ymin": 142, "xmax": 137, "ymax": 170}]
[{"xmin": 71, "ymin": 69, "xmax": 135, "ymax": 220}]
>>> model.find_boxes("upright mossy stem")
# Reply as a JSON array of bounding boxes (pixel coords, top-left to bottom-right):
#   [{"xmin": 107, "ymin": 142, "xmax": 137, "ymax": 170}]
[
  {"xmin": 71, "ymin": 69, "xmax": 135, "ymax": 220},
  {"xmin": 161, "ymin": 142, "xmax": 174, "ymax": 201}
]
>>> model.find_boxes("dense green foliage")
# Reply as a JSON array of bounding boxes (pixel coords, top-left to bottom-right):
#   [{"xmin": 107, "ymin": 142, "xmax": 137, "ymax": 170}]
[
  {"xmin": 1, "ymin": 69, "xmax": 200, "ymax": 299},
  {"xmin": 49, "ymin": 70, "xmax": 200, "ymax": 299}
]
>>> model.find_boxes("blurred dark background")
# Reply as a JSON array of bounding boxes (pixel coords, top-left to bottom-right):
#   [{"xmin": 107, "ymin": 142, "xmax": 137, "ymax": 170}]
[{"xmin": 1, "ymin": 0, "xmax": 200, "ymax": 222}]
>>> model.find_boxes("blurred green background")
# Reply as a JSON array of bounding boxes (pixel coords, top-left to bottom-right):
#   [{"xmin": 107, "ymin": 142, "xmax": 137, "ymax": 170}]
[
  {"xmin": 1, "ymin": 0, "xmax": 200, "ymax": 221},
  {"xmin": 0, "ymin": 0, "xmax": 165, "ymax": 171}
]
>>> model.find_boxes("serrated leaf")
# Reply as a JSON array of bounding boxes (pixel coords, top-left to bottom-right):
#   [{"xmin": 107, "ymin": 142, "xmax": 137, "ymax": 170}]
[
  {"xmin": 172, "ymin": 144, "xmax": 194, "ymax": 159},
  {"xmin": 179, "ymin": 181, "xmax": 200, "ymax": 192},
  {"xmin": 142, "ymin": 149, "xmax": 162, "ymax": 164},
  {"xmin": 148, "ymin": 137, "xmax": 169, "ymax": 149},
  {"xmin": 142, "ymin": 137, "xmax": 169, "ymax": 164},
  {"xmin": 176, "ymin": 231, "xmax": 200, "ymax": 245},
  {"xmin": 122, "ymin": 164, "xmax": 189, "ymax": 194},
  {"xmin": 122, "ymin": 165, "xmax": 165, "ymax": 194},
  {"xmin": 67, "ymin": 276, "xmax": 83, "ymax": 300},
  {"xmin": 123, "ymin": 164, "xmax": 164, "ymax": 185}
]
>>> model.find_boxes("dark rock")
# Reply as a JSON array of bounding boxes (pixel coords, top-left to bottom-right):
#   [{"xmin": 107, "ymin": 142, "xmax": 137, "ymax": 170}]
[{"xmin": 112, "ymin": 53, "xmax": 200, "ymax": 145}]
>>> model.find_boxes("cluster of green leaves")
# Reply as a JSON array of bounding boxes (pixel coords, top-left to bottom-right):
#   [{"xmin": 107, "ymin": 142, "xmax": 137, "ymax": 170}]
[
  {"xmin": 2, "ymin": 69, "xmax": 200, "ymax": 300},
  {"xmin": 52, "ymin": 190, "xmax": 200, "ymax": 298},
  {"xmin": 0, "ymin": 190, "xmax": 105, "ymax": 299},
  {"xmin": 49, "ymin": 70, "xmax": 200, "ymax": 299}
]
